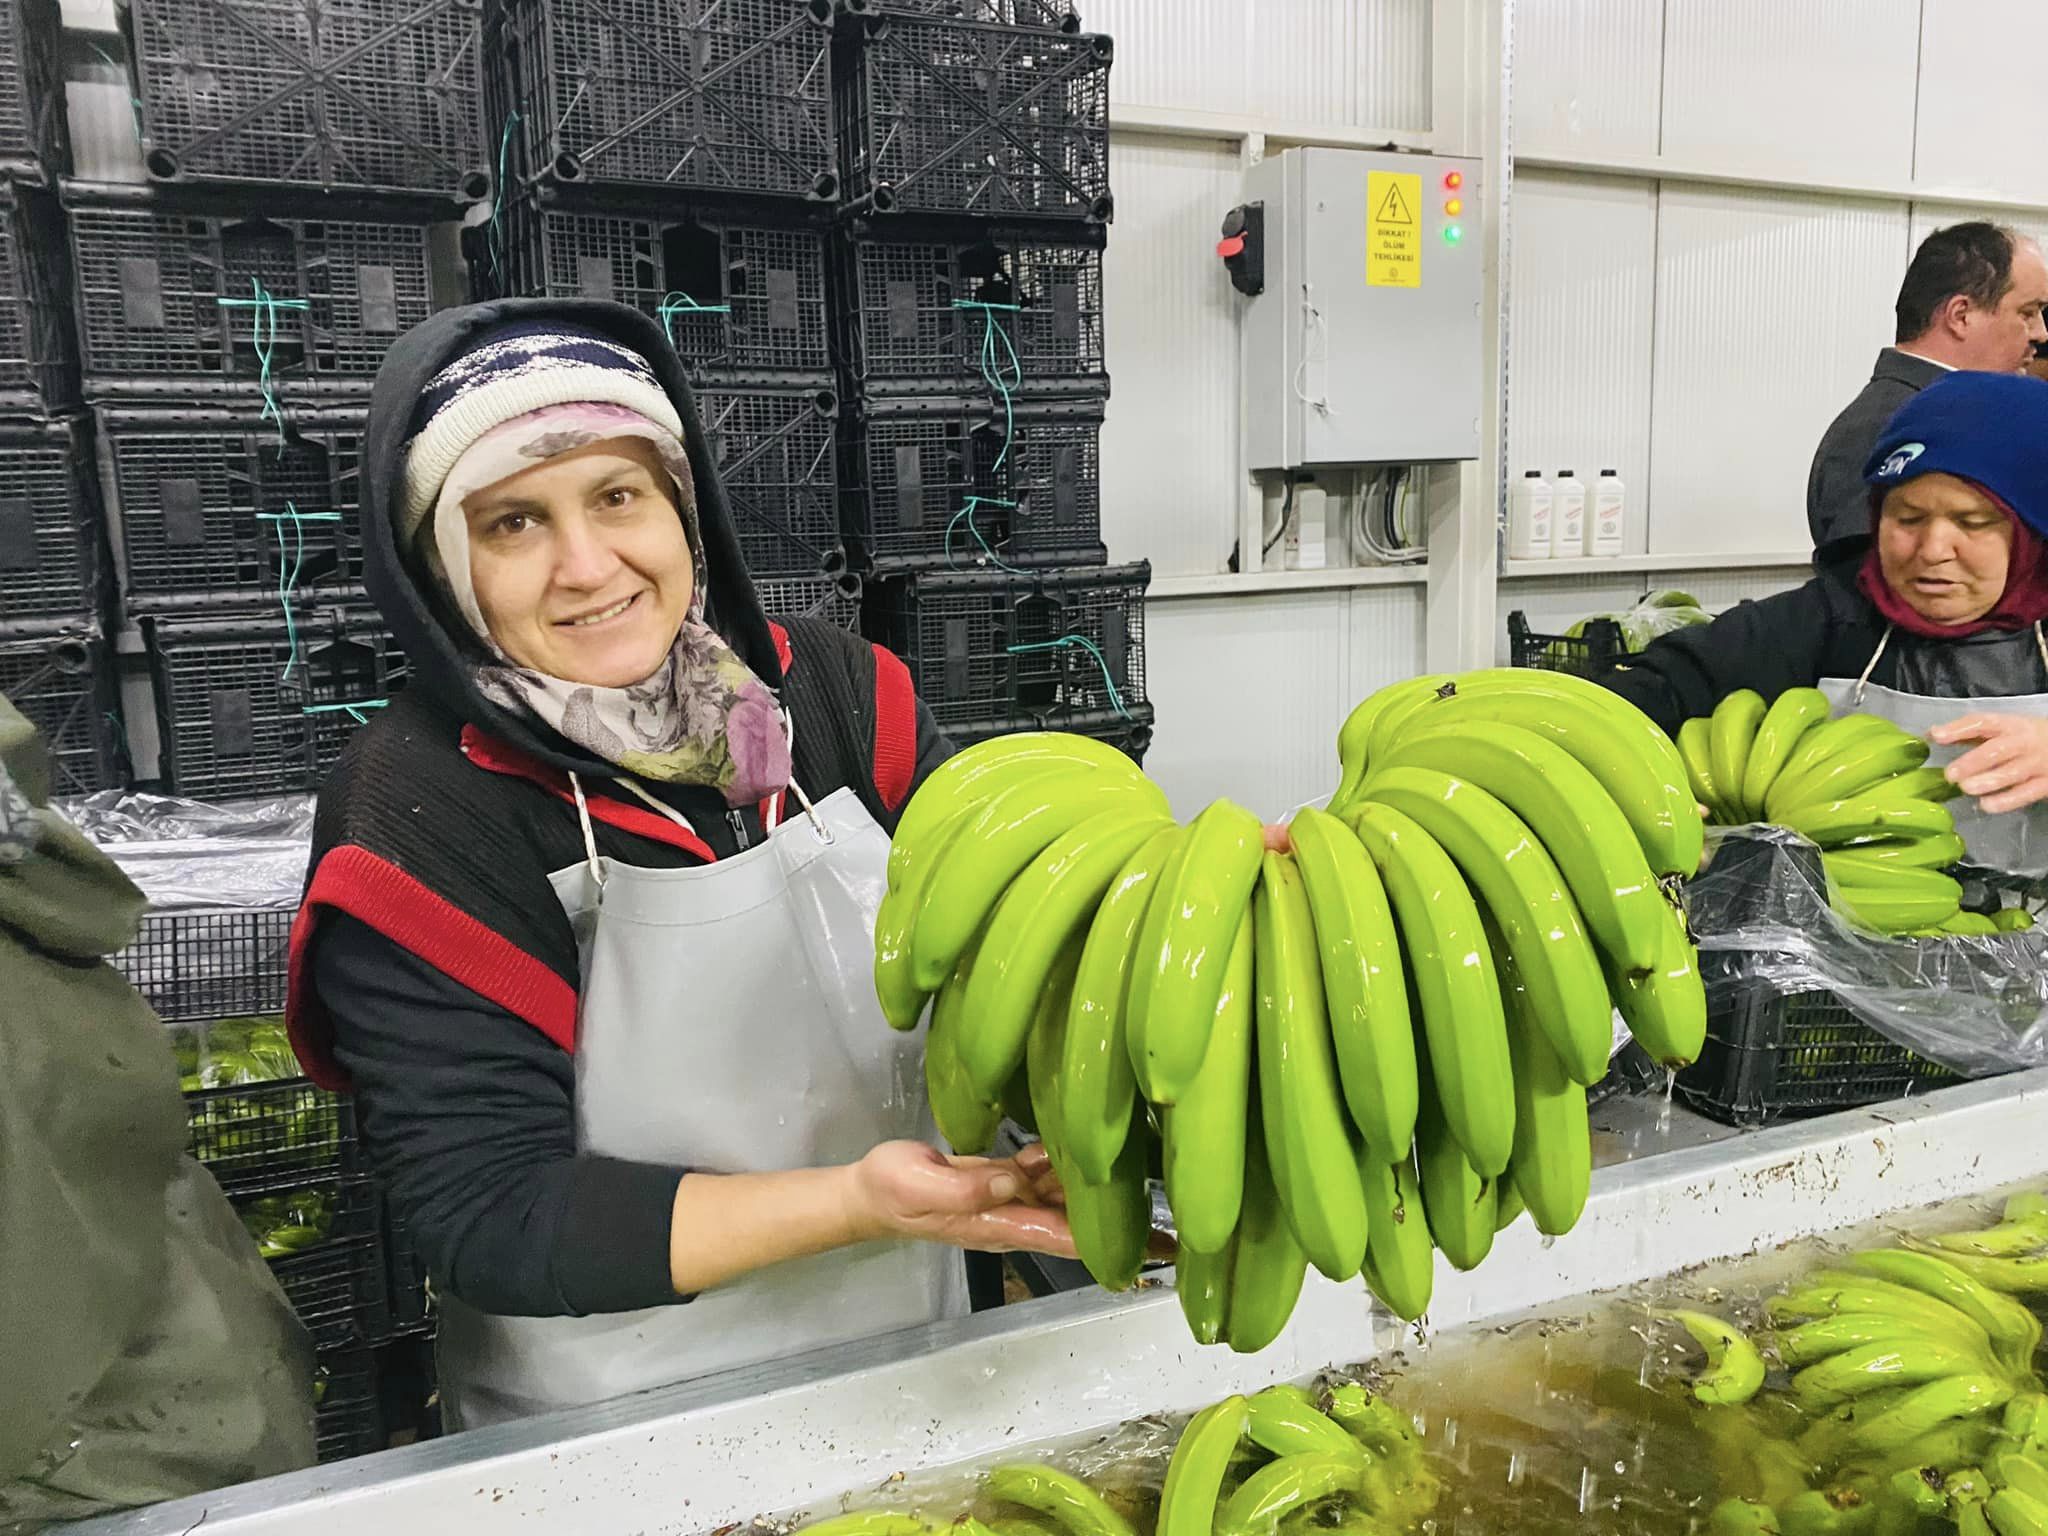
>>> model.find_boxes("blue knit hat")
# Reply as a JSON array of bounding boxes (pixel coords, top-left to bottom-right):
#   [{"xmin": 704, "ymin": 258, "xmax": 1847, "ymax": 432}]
[{"xmin": 1865, "ymin": 371, "xmax": 2048, "ymax": 535}]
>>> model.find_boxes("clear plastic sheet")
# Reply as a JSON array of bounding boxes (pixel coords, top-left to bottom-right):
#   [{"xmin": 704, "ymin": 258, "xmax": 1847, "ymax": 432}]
[
  {"xmin": 1690, "ymin": 824, "xmax": 2048, "ymax": 1077},
  {"xmin": 72, "ymin": 791, "xmax": 312, "ymax": 912}
]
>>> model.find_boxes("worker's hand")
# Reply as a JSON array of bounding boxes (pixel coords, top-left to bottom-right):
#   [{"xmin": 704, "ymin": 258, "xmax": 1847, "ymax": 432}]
[
  {"xmin": 1263, "ymin": 822, "xmax": 1293, "ymax": 853},
  {"xmin": 848, "ymin": 1140, "xmax": 1080, "ymax": 1258},
  {"xmin": 1930, "ymin": 713, "xmax": 2048, "ymax": 815}
]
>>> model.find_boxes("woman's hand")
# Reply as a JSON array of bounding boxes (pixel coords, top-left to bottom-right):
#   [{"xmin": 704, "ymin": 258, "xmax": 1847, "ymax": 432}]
[
  {"xmin": 848, "ymin": 1140, "xmax": 1078, "ymax": 1257},
  {"xmin": 1929, "ymin": 712, "xmax": 2048, "ymax": 814},
  {"xmin": 1263, "ymin": 822, "xmax": 1292, "ymax": 853}
]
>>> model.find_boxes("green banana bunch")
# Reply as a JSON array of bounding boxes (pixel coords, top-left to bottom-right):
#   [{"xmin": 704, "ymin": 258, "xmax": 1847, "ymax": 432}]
[
  {"xmin": 1658, "ymin": 1308, "xmax": 1768, "ymax": 1406},
  {"xmin": 982, "ymin": 1464, "xmax": 1138, "ymax": 1536}
]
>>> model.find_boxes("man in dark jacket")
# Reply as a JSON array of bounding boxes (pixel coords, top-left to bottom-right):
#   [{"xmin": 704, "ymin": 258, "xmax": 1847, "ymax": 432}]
[{"xmin": 1807, "ymin": 222, "xmax": 2048, "ymax": 563}]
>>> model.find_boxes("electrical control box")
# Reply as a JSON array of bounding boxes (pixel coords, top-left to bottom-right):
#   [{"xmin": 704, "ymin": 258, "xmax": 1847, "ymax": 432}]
[{"xmin": 1239, "ymin": 147, "xmax": 1483, "ymax": 472}]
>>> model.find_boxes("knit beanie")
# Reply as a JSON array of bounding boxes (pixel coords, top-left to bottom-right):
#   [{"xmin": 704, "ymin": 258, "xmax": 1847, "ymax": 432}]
[
  {"xmin": 398, "ymin": 320, "xmax": 685, "ymax": 544},
  {"xmin": 1865, "ymin": 371, "xmax": 2048, "ymax": 537}
]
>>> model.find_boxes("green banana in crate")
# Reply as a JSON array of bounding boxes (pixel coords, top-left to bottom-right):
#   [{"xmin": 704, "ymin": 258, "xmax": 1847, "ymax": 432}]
[
  {"xmin": 1933, "ymin": 912, "xmax": 2002, "ymax": 938},
  {"xmin": 982, "ymin": 1464, "xmax": 1137, "ymax": 1536},
  {"xmin": 1657, "ymin": 1309, "xmax": 1768, "ymax": 1407},
  {"xmin": 1363, "ymin": 765, "xmax": 1613, "ymax": 1086},
  {"xmin": 1217, "ymin": 1453, "xmax": 1374, "ymax": 1536},
  {"xmin": 1993, "ymin": 908, "xmax": 2037, "ymax": 932},
  {"xmin": 1770, "ymin": 729, "xmax": 1931, "ymax": 821},
  {"xmin": 1156, "ymin": 1395, "xmax": 1250, "ymax": 1536},
  {"xmin": 1358, "ymin": 1150, "xmax": 1434, "ymax": 1323},
  {"xmin": 1227, "ymin": 1101, "xmax": 1309, "ymax": 1354},
  {"xmin": 1865, "ymin": 766, "xmax": 1965, "ymax": 805},
  {"xmin": 1345, "ymin": 802, "xmax": 1515, "ymax": 1177},
  {"xmin": 1413, "ymin": 1041, "xmax": 1496, "ymax": 1272},
  {"xmin": 1778, "ymin": 795, "xmax": 1959, "ymax": 849},
  {"xmin": 1742, "ymin": 688, "xmax": 1835, "ymax": 818},
  {"xmin": 1160, "ymin": 912, "xmax": 1254, "ymax": 1254},
  {"xmin": 1124, "ymin": 799, "xmax": 1265, "ymax": 1105},
  {"xmin": 1061, "ymin": 825, "xmax": 1185, "ymax": 1181},
  {"xmin": 925, "ymin": 941, "xmax": 1003, "ymax": 1154},
  {"xmin": 960, "ymin": 809, "xmax": 1174, "ymax": 1105},
  {"xmin": 1375, "ymin": 719, "xmax": 1667, "ymax": 972},
  {"xmin": 1287, "ymin": 807, "xmax": 1418, "ymax": 1162},
  {"xmin": 1769, "ymin": 715, "xmax": 1900, "ymax": 807},
  {"xmin": 1681, "ymin": 716, "xmax": 1736, "ymax": 822},
  {"xmin": 1245, "ymin": 1385, "xmax": 1367, "ymax": 1462},
  {"xmin": 1497, "ymin": 932, "xmax": 1591, "ymax": 1237},
  {"xmin": 1832, "ymin": 880, "xmax": 1964, "ymax": 936},
  {"xmin": 1822, "ymin": 832, "xmax": 1969, "ymax": 871},
  {"xmin": 1824, "ymin": 859, "xmax": 1963, "ymax": 906},
  {"xmin": 1603, "ymin": 901, "xmax": 1708, "ymax": 1069},
  {"xmin": 1848, "ymin": 1250, "xmax": 2044, "ymax": 1373},
  {"xmin": 1253, "ymin": 852, "xmax": 1369, "ymax": 1282},
  {"xmin": 1711, "ymin": 690, "xmax": 1770, "ymax": 821},
  {"xmin": 1176, "ymin": 1238, "xmax": 1235, "ymax": 1347}
]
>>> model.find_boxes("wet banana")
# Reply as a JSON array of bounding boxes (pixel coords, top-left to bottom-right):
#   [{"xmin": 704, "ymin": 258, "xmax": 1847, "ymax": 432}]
[
  {"xmin": 1156, "ymin": 1395, "xmax": 1250, "ymax": 1536},
  {"xmin": 982, "ymin": 1464, "xmax": 1138, "ymax": 1536},
  {"xmin": 1359, "ymin": 1150, "xmax": 1435, "ymax": 1322},
  {"xmin": 1499, "ymin": 932, "xmax": 1591, "ymax": 1237},
  {"xmin": 1175, "ymin": 1238, "xmax": 1235, "ymax": 1347},
  {"xmin": 1658, "ymin": 1309, "xmax": 1767, "ymax": 1406},
  {"xmin": 1227, "ymin": 1100, "xmax": 1309, "ymax": 1355},
  {"xmin": 1414, "ymin": 1041, "xmax": 1497, "ymax": 1272},
  {"xmin": 1711, "ymin": 690, "xmax": 1769, "ymax": 822},
  {"xmin": 1742, "ymin": 687, "xmax": 1834, "ymax": 818},
  {"xmin": 1160, "ymin": 912, "xmax": 1254, "ymax": 1254}
]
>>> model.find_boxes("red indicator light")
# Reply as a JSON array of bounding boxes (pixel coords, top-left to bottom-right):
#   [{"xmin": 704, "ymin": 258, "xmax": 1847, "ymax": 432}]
[{"xmin": 1443, "ymin": 170, "xmax": 1464, "ymax": 190}]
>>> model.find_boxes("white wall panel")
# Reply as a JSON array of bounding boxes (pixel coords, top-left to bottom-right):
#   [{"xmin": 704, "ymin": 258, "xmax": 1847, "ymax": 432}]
[
  {"xmin": 1083, "ymin": 0, "xmax": 1429, "ymax": 128},
  {"xmin": 1660, "ymin": 0, "xmax": 1919, "ymax": 186},
  {"xmin": 1914, "ymin": 1, "xmax": 2048, "ymax": 204},
  {"xmin": 1910, "ymin": 204, "xmax": 2048, "ymax": 260},
  {"xmin": 1346, "ymin": 586, "xmax": 1429, "ymax": 695},
  {"xmin": 1506, "ymin": 172, "xmax": 1657, "ymax": 554},
  {"xmin": 1099, "ymin": 135, "xmax": 1243, "ymax": 576},
  {"xmin": 1647, "ymin": 187, "xmax": 1906, "ymax": 557},
  {"xmin": 1511, "ymin": 0, "xmax": 1663, "ymax": 160}
]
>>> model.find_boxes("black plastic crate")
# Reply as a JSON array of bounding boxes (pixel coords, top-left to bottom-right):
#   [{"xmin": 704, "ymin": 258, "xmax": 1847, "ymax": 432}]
[
  {"xmin": 101, "ymin": 404, "xmax": 367, "ymax": 610},
  {"xmin": 886, "ymin": 560, "xmax": 1146, "ymax": 732},
  {"xmin": 112, "ymin": 906, "xmax": 293, "ymax": 1024},
  {"xmin": 66, "ymin": 188, "xmax": 447, "ymax": 399},
  {"xmin": 184, "ymin": 1075, "xmax": 352, "ymax": 1193},
  {"xmin": 1507, "ymin": 609, "xmax": 1638, "ymax": 678},
  {"xmin": 487, "ymin": 0, "xmax": 838, "ymax": 203},
  {"xmin": 0, "ymin": 0, "xmax": 64, "ymax": 178},
  {"xmin": 0, "ymin": 179, "xmax": 80, "ymax": 415},
  {"xmin": 1674, "ymin": 957, "xmax": 1964, "ymax": 1128},
  {"xmin": 757, "ymin": 569, "xmax": 861, "ymax": 629},
  {"xmin": 0, "ymin": 628, "xmax": 124, "ymax": 792},
  {"xmin": 847, "ymin": 395, "xmax": 1102, "ymax": 571},
  {"xmin": 146, "ymin": 606, "xmax": 405, "ymax": 798},
  {"xmin": 0, "ymin": 415, "xmax": 102, "ymax": 625},
  {"xmin": 484, "ymin": 194, "xmax": 830, "ymax": 384},
  {"xmin": 125, "ymin": 0, "xmax": 486, "ymax": 201},
  {"xmin": 241, "ymin": 1175, "xmax": 388, "ymax": 1348},
  {"xmin": 835, "ymin": 12, "xmax": 1111, "ymax": 223},
  {"xmin": 838, "ymin": 226, "xmax": 1107, "ymax": 399},
  {"xmin": 951, "ymin": 699, "xmax": 1152, "ymax": 766},
  {"xmin": 313, "ymin": 1342, "xmax": 384, "ymax": 1462},
  {"xmin": 697, "ymin": 383, "xmax": 842, "ymax": 581},
  {"xmin": 862, "ymin": 0, "xmax": 1079, "ymax": 29}
]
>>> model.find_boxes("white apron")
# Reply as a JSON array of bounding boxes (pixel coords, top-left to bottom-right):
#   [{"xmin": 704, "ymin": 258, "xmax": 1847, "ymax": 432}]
[
  {"xmin": 1820, "ymin": 622, "xmax": 2048, "ymax": 876},
  {"xmin": 435, "ymin": 768, "xmax": 967, "ymax": 1431}
]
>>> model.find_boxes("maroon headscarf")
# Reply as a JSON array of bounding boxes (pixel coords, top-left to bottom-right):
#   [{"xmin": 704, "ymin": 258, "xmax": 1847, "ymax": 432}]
[{"xmin": 1858, "ymin": 485, "xmax": 2048, "ymax": 640}]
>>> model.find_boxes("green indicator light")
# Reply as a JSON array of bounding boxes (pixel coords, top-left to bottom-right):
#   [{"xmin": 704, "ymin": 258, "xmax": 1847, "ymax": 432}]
[{"xmin": 1444, "ymin": 224, "xmax": 1463, "ymax": 245}]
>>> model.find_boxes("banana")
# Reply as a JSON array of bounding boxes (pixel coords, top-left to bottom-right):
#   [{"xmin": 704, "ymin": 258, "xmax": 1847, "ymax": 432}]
[
  {"xmin": 1061, "ymin": 825, "xmax": 1186, "ymax": 1181},
  {"xmin": 1333, "ymin": 674, "xmax": 1452, "ymax": 813},
  {"xmin": 791, "ymin": 1514, "xmax": 931, "ymax": 1536},
  {"xmin": 876, "ymin": 796, "xmax": 989, "ymax": 1030},
  {"xmin": 961, "ymin": 810, "xmax": 1175, "ymax": 1107},
  {"xmin": 982, "ymin": 1464, "xmax": 1138, "ymax": 1536},
  {"xmin": 1823, "ymin": 832, "xmax": 1968, "ymax": 871},
  {"xmin": 1771, "ymin": 714, "xmax": 1901, "ymax": 805},
  {"xmin": 1775, "ymin": 1312, "xmax": 1991, "ymax": 1369},
  {"xmin": 1993, "ymin": 1453, "xmax": 2048, "ymax": 1507},
  {"xmin": 1778, "ymin": 796, "xmax": 1959, "ymax": 848},
  {"xmin": 1175, "ymin": 1238, "xmax": 1235, "ymax": 1346},
  {"xmin": 1323, "ymin": 1382, "xmax": 1423, "ymax": 1464},
  {"xmin": 1658, "ymin": 1309, "xmax": 1768, "ymax": 1406},
  {"xmin": 1742, "ymin": 687, "xmax": 1835, "ymax": 818},
  {"xmin": 926, "ymin": 940, "xmax": 1002, "ymax": 1154},
  {"xmin": 1377, "ymin": 681, "xmax": 1703, "ymax": 877},
  {"xmin": 1770, "ymin": 733, "xmax": 1931, "ymax": 821},
  {"xmin": 1227, "ymin": 1102, "xmax": 1309, "ymax": 1355},
  {"xmin": 1378, "ymin": 720, "xmax": 1666, "ymax": 973},
  {"xmin": 1125, "ymin": 799, "xmax": 1265, "ymax": 1105},
  {"xmin": 1605, "ymin": 901, "xmax": 1708, "ymax": 1069},
  {"xmin": 1825, "ymin": 860, "xmax": 1964, "ymax": 902},
  {"xmin": 1923, "ymin": 1212, "xmax": 2048, "ymax": 1259},
  {"xmin": 1864, "ymin": 765, "xmax": 1965, "ymax": 805},
  {"xmin": 1771, "ymin": 1273, "xmax": 2000, "ymax": 1358},
  {"xmin": 1898, "ymin": 1244, "xmax": 2048, "ymax": 1297},
  {"xmin": 1847, "ymin": 1251, "xmax": 2042, "ymax": 1375},
  {"xmin": 912, "ymin": 773, "xmax": 1168, "ymax": 992},
  {"xmin": 1710, "ymin": 1498, "xmax": 1783, "ymax": 1535},
  {"xmin": 1680, "ymin": 716, "xmax": 1735, "ymax": 822},
  {"xmin": 1937, "ymin": 913, "xmax": 2001, "ymax": 937},
  {"xmin": 1345, "ymin": 803, "xmax": 1515, "ymax": 1176},
  {"xmin": 1157, "ymin": 1395, "xmax": 1250, "ymax": 1536},
  {"xmin": 1498, "ymin": 932, "xmax": 1591, "ymax": 1236},
  {"xmin": 1244, "ymin": 1385, "xmax": 1366, "ymax": 1462},
  {"xmin": 1494, "ymin": 1176, "xmax": 1527, "ymax": 1232},
  {"xmin": 1414, "ymin": 1041, "xmax": 1497, "ymax": 1271},
  {"xmin": 1254, "ymin": 853, "xmax": 1369, "ymax": 1282},
  {"xmin": 1363, "ymin": 766, "xmax": 1612, "ymax": 1086},
  {"xmin": 1833, "ymin": 883, "xmax": 1964, "ymax": 934},
  {"xmin": 2011, "ymin": 1194, "xmax": 2048, "ymax": 1221},
  {"xmin": 1774, "ymin": 1488, "xmax": 1875, "ymax": 1536},
  {"xmin": 1993, "ymin": 909, "xmax": 2036, "ymax": 933},
  {"xmin": 1217, "ymin": 1452, "xmax": 1373, "ymax": 1536},
  {"xmin": 1026, "ymin": 947, "xmax": 1150, "ymax": 1291},
  {"xmin": 1288, "ymin": 807, "xmax": 1418, "ymax": 1162},
  {"xmin": 1160, "ymin": 912, "xmax": 1254, "ymax": 1253},
  {"xmin": 1358, "ymin": 1150, "xmax": 1434, "ymax": 1322},
  {"xmin": 1711, "ymin": 690, "xmax": 1769, "ymax": 821},
  {"xmin": 1793, "ymin": 1339, "xmax": 2000, "ymax": 1409},
  {"xmin": 1988, "ymin": 1488, "xmax": 2048, "ymax": 1536}
]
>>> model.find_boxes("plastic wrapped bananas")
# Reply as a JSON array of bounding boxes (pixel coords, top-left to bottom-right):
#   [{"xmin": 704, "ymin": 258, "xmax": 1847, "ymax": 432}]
[
  {"xmin": 877, "ymin": 667, "xmax": 1709, "ymax": 1349},
  {"xmin": 1675, "ymin": 688, "xmax": 1990, "ymax": 937}
]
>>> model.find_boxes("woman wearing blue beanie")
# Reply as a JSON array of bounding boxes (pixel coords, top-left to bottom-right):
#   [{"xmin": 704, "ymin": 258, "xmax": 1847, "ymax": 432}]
[{"xmin": 1605, "ymin": 370, "xmax": 2048, "ymax": 873}]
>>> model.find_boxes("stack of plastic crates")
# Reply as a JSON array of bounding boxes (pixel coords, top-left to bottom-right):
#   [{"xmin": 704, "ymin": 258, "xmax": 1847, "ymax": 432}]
[
  {"xmin": 830, "ymin": 0, "xmax": 1138, "ymax": 757},
  {"xmin": 477, "ymin": 0, "xmax": 855, "ymax": 626},
  {"xmin": 107, "ymin": 905, "xmax": 394, "ymax": 1461},
  {"xmin": 76, "ymin": 0, "xmax": 481, "ymax": 791}
]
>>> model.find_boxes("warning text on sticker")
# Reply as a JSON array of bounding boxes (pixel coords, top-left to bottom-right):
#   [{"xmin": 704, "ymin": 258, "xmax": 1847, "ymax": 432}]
[{"xmin": 1366, "ymin": 170, "xmax": 1422, "ymax": 289}]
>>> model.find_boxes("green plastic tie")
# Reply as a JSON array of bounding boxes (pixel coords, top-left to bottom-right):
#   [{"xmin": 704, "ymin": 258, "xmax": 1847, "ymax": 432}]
[
  {"xmin": 1005, "ymin": 633, "xmax": 1131, "ymax": 720},
  {"xmin": 217, "ymin": 280, "xmax": 310, "ymax": 446},
  {"xmin": 951, "ymin": 299, "xmax": 1024, "ymax": 473},
  {"xmin": 303, "ymin": 698, "xmax": 390, "ymax": 727},
  {"xmin": 944, "ymin": 495, "xmax": 1024, "ymax": 574},
  {"xmin": 489, "ymin": 111, "xmax": 521, "ymax": 285},
  {"xmin": 657, "ymin": 290, "xmax": 733, "ymax": 349},
  {"xmin": 257, "ymin": 504, "xmax": 342, "ymax": 682}
]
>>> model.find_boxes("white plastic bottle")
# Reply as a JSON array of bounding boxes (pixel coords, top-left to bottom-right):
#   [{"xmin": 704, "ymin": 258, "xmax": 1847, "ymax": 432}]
[
  {"xmin": 1508, "ymin": 471, "xmax": 1554, "ymax": 560},
  {"xmin": 1586, "ymin": 468, "xmax": 1625, "ymax": 556},
  {"xmin": 1551, "ymin": 470, "xmax": 1587, "ymax": 558},
  {"xmin": 1289, "ymin": 484, "xmax": 1329, "ymax": 570}
]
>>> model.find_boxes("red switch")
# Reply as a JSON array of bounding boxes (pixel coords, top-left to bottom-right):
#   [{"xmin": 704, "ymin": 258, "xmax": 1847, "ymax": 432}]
[{"xmin": 1216, "ymin": 234, "xmax": 1246, "ymax": 258}]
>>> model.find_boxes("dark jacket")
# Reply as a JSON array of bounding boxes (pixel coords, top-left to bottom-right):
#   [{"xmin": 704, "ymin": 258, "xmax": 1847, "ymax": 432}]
[
  {"xmin": 1807, "ymin": 347, "xmax": 1949, "ymax": 560},
  {"xmin": 1603, "ymin": 556, "xmax": 2048, "ymax": 736},
  {"xmin": 286, "ymin": 299, "xmax": 951, "ymax": 1319}
]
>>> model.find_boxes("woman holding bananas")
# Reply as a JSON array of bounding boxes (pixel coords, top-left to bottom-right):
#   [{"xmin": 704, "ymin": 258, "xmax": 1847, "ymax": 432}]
[
  {"xmin": 1604, "ymin": 371, "xmax": 2048, "ymax": 874},
  {"xmin": 283, "ymin": 302, "xmax": 1081, "ymax": 1431}
]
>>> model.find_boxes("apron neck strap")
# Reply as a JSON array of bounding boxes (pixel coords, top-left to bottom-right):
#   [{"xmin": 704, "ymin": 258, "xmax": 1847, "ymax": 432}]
[
  {"xmin": 568, "ymin": 771, "xmax": 606, "ymax": 887},
  {"xmin": 1854, "ymin": 626, "xmax": 1894, "ymax": 704}
]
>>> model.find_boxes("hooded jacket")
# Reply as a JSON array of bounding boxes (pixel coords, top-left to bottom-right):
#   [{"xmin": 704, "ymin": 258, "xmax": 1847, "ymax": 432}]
[{"xmin": 286, "ymin": 299, "xmax": 950, "ymax": 1319}]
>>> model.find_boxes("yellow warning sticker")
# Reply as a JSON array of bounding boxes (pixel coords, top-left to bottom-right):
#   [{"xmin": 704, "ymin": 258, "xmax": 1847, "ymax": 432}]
[{"xmin": 1367, "ymin": 170, "xmax": 1423, "ymax": 288}]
